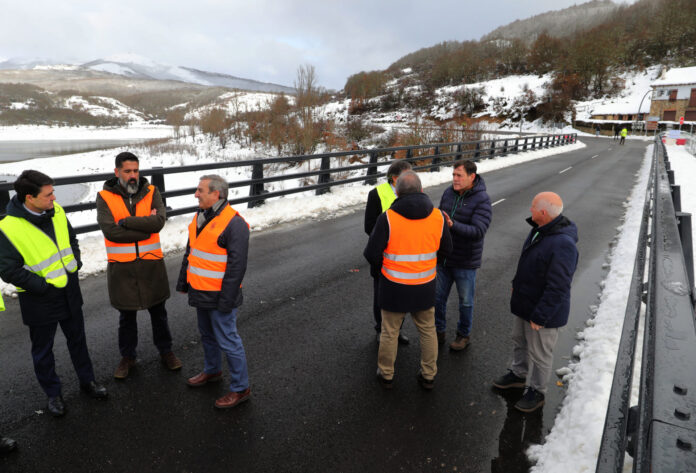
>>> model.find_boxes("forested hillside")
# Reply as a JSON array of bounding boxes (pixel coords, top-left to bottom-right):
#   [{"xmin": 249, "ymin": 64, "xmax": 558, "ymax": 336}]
[{"xmin": 344, "ymin": 0, "xmax": 695, "ymax": 113}]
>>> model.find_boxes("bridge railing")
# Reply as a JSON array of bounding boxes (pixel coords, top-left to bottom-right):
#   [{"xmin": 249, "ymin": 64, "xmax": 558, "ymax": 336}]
[
  {"xmin": 0, "ymin": 133, "xmax": 576, "ymax": 234},
  {"xmin": 596, "ymin": 137, "xmax": 696, "ymax": 472}
]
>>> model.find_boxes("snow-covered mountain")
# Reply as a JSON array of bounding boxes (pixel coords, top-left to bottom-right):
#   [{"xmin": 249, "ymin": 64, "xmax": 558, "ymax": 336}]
[{"xmin": 0, "ymin": 54, "xmax": 295, "ymax": 94}]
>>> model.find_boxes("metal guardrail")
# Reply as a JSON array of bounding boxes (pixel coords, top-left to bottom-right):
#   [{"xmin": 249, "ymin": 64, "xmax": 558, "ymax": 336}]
[
  {"xmin": 0, "ymin": 133, "xmax": 576, "ymax": 234},
  {"xmin": 596, "ymin": 137, "xmax": 696, "ymax": 472}
]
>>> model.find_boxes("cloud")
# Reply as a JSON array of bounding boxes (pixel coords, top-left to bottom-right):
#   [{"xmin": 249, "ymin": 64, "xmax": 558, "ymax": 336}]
[{"xmin": 0, "ymin": 0, "xmax": 639, "ymax": 90}]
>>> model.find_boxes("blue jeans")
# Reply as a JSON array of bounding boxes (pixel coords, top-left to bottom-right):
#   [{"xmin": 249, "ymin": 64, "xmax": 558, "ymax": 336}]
[
  {"xmin": 196, "ymin": 308, "xmax": 249, "ymax": 392},
  {"xmin": 434, "ymin": 265, "xmax": 477, "ymax": 337}
]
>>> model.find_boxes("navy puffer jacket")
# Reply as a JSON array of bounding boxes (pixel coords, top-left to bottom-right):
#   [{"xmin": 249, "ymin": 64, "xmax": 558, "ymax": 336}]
[
  {"xmin": 438, "ymin": 175, "xmax": 492, "ymax": 269},
  {"xmin": 510, "ymin": 215, "xmax": 579, "ymax": 328}
]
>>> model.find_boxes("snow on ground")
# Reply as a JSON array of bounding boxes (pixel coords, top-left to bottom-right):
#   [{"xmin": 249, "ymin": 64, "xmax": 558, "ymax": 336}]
[
  {"xmin": 0, "ymin": 139, "xmax": 585, "ymax": 296},
  {"xmin": 0, "ymin": 124, "xmax": 173, "ymax": 141},
  {"xmin": 528, "ymin": 143, "xmax": 653, "ymax": 472},
  {"xmin": 665, "ymin": 144, "xmax": 696, "ymax": 279}
]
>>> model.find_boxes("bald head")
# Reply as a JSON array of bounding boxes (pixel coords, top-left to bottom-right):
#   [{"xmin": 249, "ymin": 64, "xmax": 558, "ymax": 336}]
[
  {"xmin": 395, "ymin": 171, "xmax": 422, "ymax": 196},
  {"xmin": 531, "ymin": 192, "xmax": 563, "ymax": 226}
]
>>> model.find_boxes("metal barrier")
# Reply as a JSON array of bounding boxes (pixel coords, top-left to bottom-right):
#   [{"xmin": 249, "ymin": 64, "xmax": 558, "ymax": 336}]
[
  {"xmin": 596, "ymin": 137, "xmax": 696, "ymax": 472},
  {"xmin": 0, "ymin": 133, "xmax": 576, "ymax": 234}
]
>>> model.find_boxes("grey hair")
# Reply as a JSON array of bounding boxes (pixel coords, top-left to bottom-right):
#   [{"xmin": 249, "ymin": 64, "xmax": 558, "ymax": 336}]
[
  {"xmin": 200, "ymin": 174, "xmax": 228, "ymax": 200},
  {"xmin": 537, "ymin": 198, "xmax": 563, "ymax": 218},
  {"xmin": 395, "ymin": 171, "xmax": 422, "ymax": 195}
]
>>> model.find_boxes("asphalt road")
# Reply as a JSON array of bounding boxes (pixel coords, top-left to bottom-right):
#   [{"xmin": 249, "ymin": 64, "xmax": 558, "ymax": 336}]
[{"xmin": 0, "ymin": 137, "xmax": 649, "ymax": 473}]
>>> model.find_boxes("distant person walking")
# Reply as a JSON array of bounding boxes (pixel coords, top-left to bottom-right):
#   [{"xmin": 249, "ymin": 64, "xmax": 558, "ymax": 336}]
[
  {"xmin": 0, "ymin": 170, "xmax": 107, "ymax": 417},
  {"xmin": 178, "ymin": 174, "xmax": 251, "ymax": 409},
  {"xmin": 364, "ymin": 159, "xmax": 412, "ymax": 345},
  {"xmin": 364, "ymin": 171, "xmax": 452, "ymax": 390},
  {"xmin": 620, "ymin": 127, "xmax": 628, "ymax": 145},
  {"xmin": 434, "ymin": 160, "xmax": 492, "ymax": 350},
  {"xmin": 595, "ymin": 124, "xmax": 601, "ymax": 137},
  {"xmin": 0, "ymin": 293, "xmax": 17, "ymax": 456},
  {"xmin": 96, "ymin": 152, "xmax": 181, "ymax": 379},
  {"xmin": 613, "ymin": 125, "xmax": 620, "ymax": 141},
  {"xmin": 493, "ymin": 192, "xmax": 578, "ymax": 413}
]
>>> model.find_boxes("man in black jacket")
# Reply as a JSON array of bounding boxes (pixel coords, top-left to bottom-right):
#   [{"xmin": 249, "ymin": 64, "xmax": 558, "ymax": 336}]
[
  {"xmin": 364, "ymin": 160, "xmax": 411, "ymax": 344},
  {"xmin": 493, "ymin": 192, "xmax": 578, "ymax": 413},
  {"xmin": 177, "ymin": 174, "xmax": 251, "ymax": 409},
  {"xmin": 0, "ymin": 170, "xmax": 107, "ymax": 417},
  {"xmin": 364, "ymin": 171, "xmax": 452, "ymax": 390}
]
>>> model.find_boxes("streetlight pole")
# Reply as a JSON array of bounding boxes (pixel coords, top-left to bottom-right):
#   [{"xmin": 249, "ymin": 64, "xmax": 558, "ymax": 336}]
[{"xmin": 637, "ymin": 89, "xmax": 652, "ymax": 136}]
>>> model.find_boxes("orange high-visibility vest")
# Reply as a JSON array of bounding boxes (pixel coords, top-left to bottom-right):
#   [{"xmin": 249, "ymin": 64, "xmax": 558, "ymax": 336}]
[
  {"xmin": 186, "ymin": 204, "xmax": 245, "ymax": 291},
  {"xmin": 99, "ymin": 185, "xmax": 163, "ymax": 263},
  {"xmin": 381, "ymin": 208, "xmax": 444, "ymax": 285}
]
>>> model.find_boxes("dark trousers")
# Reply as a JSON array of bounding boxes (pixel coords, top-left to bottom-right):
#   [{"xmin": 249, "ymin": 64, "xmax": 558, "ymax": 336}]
[
  {"xmin": 118, "ymin": 301, "xmax": 173, "ymax": 359},
  {"xmin": 28, "ymin": 309, "xmax": 95, "ymax": 398},
  {"xmin": 373, "ymin": 275, "xmax": 381, "ymax": 332}
]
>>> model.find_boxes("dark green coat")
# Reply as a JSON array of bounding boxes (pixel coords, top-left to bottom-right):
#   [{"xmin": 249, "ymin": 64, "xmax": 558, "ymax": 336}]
[{"xmin": 96, "ymin": 176, "xmax": 170, "ymax": 311}]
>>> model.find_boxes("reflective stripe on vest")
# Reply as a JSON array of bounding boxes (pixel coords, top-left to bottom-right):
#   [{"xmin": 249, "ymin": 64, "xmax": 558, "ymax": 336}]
[
  {"xmin": 381, "ymin": 208, "xmax": 443, "ymax": 285},
  {"xmin": 376, "ymin": 182, "xmax": 397, "ymax": 212},
  {"xmin": 186, "ymin": 204, "xmax": 241, "ymax": 291},
  {"xmin": 99, "ymin": 185, "xmax": 163, "ymax": 262},
  {"xmin": 0, "ymin": 203, "xmax": 77, "ymax": 291}
]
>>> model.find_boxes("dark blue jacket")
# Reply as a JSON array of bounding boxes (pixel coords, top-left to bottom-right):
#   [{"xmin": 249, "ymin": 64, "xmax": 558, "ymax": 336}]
[
  {"xmin": 176, "ymin": 200, "xmax": 249, "ymax": 313},
  {"xmin": 510, "ymin": 214, "xmax": 579, "ymax": 328},
  {"xmin": 0, "ymin": 196, "xmax": 84, "ymax": 326},
  {"xmin": 438, "ymin": 175, "xmax": 492, "ymax": 269}
]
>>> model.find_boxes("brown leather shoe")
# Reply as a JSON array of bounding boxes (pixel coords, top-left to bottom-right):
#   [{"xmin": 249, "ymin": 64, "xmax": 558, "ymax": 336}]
[
  {"xmin": 186, "ymin": 371, "xmax": 222, "ymax": 387},
  {"xmin": 449, "ymin": 334, "xmax": 471, "ymax": 351},
  {"xmin": 161, "ymin": 352, "xmax": 182, "ymax": 371},
  {"xmin": 113, "ymin": 357, "xmax": 136, "ymax": 379},
  {"xmin": 214, "ymin": 388, "xmax": 251, "ymax": 409}
]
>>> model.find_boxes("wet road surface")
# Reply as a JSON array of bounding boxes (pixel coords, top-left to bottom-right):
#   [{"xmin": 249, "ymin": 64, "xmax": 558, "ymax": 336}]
[{"xmin": 0, "ymin": 138, "xmax": 649, "ymax": 472}]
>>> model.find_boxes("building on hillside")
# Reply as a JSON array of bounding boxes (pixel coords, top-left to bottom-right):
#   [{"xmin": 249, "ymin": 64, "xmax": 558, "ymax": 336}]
[{"xmin": 649, "ymin": 66, "xmax": 696, "ymax": 124}]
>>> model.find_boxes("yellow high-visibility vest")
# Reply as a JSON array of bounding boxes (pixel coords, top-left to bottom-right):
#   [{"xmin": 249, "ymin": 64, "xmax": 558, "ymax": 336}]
[
  {"xmin": 376, "ymin": 182, "xmax": 397, "ymax": 212},
  {"xmin": 0, "ymin": 203, "xmax": 78, "ymax": 292},
  {"xmin": 0, "ymin": 293, "xmax": 4, "ymax": 311}
]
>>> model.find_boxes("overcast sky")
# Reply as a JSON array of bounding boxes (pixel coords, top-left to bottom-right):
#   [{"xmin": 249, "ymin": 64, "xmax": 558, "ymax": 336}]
[{"xmin": 0, "ymin": 0, "xmax": 637, "ymax": 90}]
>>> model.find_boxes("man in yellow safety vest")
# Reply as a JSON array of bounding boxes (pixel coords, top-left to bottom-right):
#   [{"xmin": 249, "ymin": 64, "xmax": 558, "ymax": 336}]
[{"xmin": 0, "ymin": 170, "xmax": 107, "ymax": 417}]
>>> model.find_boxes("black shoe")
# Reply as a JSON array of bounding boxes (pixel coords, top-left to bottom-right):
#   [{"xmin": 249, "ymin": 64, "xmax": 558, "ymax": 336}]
[
  {"xmin": 398, "ymin": 333, "xmax": 409, "ymax": 345},
  {"xmin": 515, "ymin": 387, "xmax": 545, "ymax": 413},
  {"xmin": 417, "ymin": 372, "xmax": 435, "ymax": 390},
  {"xmin": 80, "ymin": 381, "xmax": 108, "ymax": 400},
  {"xmin": 47, "ymin": 396, "xmax": 65, "ymax": 417},
  {"xmin": 376, "ymin": 369, "xmax": 393, "ymax": 390},
  {"xmin": 0, "ymin": 436, "xmax": 17, "ymax": 455},
  {"xmin": 493, "ymin": 370, "xmax": 526, "ymax": 389}
]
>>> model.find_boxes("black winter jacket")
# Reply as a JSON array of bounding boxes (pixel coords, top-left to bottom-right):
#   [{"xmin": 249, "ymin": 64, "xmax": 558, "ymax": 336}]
[
  {"xmin": 176, "ymin": 201, "xmax": 249, "ymax": 313},
  {"xmin": 363, "ymin": 192, "xmax": 452, "ymax": 313},
  {"xmin": 438, "ymin": 175, "xmax": 492, "ymax": 269},
  {"xmin": 0, "ymin": 196, "xmax": 84, "ymax": 326},
  {"xmin": 510, "ymin": 214, "xmax": 579, "ymax": 328}
]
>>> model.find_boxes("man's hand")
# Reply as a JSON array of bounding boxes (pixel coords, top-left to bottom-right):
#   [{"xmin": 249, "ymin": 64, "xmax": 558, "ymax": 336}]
[
  {"xmin": 530, "ymin": 321, "xmax": 542, "ymax": 331},
  {"xmin": 150, "ymin": 209, "xmax": 157, "ymax": 216},
  {"xmin": 442, "ymin": 211, "xmax": 453, "ymax": 228}
]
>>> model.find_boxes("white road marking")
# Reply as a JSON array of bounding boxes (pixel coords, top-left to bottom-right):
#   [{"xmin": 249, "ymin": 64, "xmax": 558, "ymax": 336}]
[
  {"xmin": 591, "ymin": 154, "xmax": 599, "ymax": 159},
  {"xmin": 491, "ymin": 198, "xmax": 506, "ymax": 206},
  {"xmin": 559, "ymin": 167, "xmax": 572, "ymax": 174}
]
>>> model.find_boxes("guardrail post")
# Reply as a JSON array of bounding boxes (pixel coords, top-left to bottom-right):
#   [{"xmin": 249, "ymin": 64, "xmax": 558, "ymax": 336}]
[
  {"xmin": 489, "ymin": 141, "xmax": 496, "ymax": 158},
  {"xmin": 248, "ymin": 160, "xmax": 265, "ymax": 208},
  {"xmin": 456, "ymin": 144, "xmax": 463, "ymax": 160},
  {"xmin": 316, "ymin": 156, "xmax": 331, "ymax": 195},
  {"xmin": 431, "ymin": 146, "xmax": 441, "ymax": 172},
  {"xmin": 667, "ymin": 169, "xmax": 675, "ymax": 185},
  {"xmin": 366, "ymin": 151, "xmax": 378, "ymax": 185},
  {"xmin": 0, "ymin": 181, "xmax": 9, "ymax": 219},
  {"xmin": 502, "ymin": 140, "xmax": 508, "ymax": 156},
  {"xmin": 150, "ymin": 167, "xmax": 167, "ymax": 209},
  {"xmin": 514, "ymin": 138, "xmax": 519, "ymax": 153},
  {"xmin": 523, "ymin": 138, "xmax": 528, "ymax": 151},
  {"xmin": 676, "ymin": 212, "xmax": 694, "ymax": 293},
  {"xmin": 474, "ymin": 142, "xmax": 480, "ymax": 159},
  {"xmin": 672, "ymin": 185, "xmax": 682, "ymax": 212}
]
